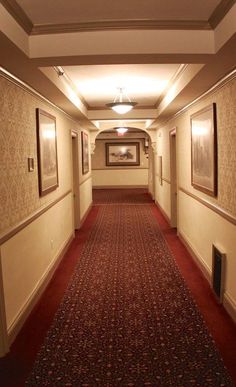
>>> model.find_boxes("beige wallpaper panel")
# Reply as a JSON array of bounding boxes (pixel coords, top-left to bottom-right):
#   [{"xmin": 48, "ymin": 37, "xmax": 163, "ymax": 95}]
[
  {"xmin": 92, "ymin": 139, "xmax": 149, "ymax": 170},
  {"xmin": 0, "ymin": 75, "xmax": 77, "ymax": 234},
  {"xmin": 173, "ymin": 77, "xmax": 236, "ymax": 217}
]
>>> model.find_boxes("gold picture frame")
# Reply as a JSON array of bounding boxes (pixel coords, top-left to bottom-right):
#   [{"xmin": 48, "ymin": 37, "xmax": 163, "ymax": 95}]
[
  {"xmin": 191, "ymin": 103, "xmax": 217, "ymax": 196},
  {"xmin": 36, "ymin": 108, "xmax": 59, "ymax": 196},
  {"xmin": 106, "ymin": 142, "xmax": 140, "ymax": 166},
  {"xmin": 81, "ymin": 131, "xmax": 89, "ymax": 174}
]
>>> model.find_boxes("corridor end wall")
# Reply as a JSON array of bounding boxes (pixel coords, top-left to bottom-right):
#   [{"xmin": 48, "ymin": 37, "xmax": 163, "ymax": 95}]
[{"xmin": 92, "ymin": 139, "xmax": 149, "ymax": 188}]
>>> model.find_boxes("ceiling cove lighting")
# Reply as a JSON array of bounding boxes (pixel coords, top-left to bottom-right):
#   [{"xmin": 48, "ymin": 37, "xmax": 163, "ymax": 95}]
[{"xmin": 106, "ymin": 87, "xmax": 137, "ymax": 114}]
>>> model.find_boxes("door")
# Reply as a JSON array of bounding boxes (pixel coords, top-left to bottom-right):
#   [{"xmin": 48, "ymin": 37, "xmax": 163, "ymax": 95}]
[
  {"xmin": 170, "ymin": 128, "xmax": 177, "ymax": 227},
  {"xmin": 71, "ymin": 132, "xmax": 80, "ymax": 230}
]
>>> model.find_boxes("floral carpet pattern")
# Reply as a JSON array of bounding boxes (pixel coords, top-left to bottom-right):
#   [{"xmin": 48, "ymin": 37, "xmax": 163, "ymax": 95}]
[{"xmin": 26, "ymin": 204, "xmax": 233, "ymax": 386}]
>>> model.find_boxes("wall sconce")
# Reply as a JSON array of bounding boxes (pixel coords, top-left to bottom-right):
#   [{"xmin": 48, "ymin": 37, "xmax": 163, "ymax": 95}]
[{"xmin": 144, "ymin": 137, "xmax": 149, "ymax": 154}]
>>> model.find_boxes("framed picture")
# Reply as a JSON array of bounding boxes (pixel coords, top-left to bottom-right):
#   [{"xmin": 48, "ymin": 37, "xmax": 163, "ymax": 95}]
[
  {"xmin": 106, "ymin": 142, "xmax": 140, "ymax": 166},
  {"xmin": 81, "ymin": 131, "xmax": 89, "ymax": 174},
  {"xmin": 191, "ymin": 103, "xmax": 217, "ymax": 196},
  {"xmin": 158, "ymin": 155, "xmax": 163, "ymax": 185},
  {"xmin": 36, "ymin": 108, "xmax": 58, "ymax": 196}
]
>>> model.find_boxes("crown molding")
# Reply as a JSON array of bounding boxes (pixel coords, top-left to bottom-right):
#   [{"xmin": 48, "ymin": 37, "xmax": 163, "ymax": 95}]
[
  {"xmin": 156, "ymin": 67, "xmax": 236, "ymax": 128},
  {"xmin": 1, "ymin": 0, "xmax": 234, "ymax": 37},
  {"xmin": 30, "ymin": 19, "xmax": 211, "ymax": 35},
  {"xmin": 1, "ymin": 0, "xmax": 33, "ymax": 34},
  {"xmin": 175, "ymin": 67, "xmax": 236, "ymax": 117},
  {"xmin": 54, "ymin": 66, "xmax": 89, "ymax": 109},
  {"xmin": 0, "ymin": 66, "xmax": 77, "ymax": 122},
  {"xmin": 209, "ymin": 0, "xmax": 236, "ymax": 28},
  {"xmin": 155, "ymin": 64, "xmax": 188, "ymax": 107}
]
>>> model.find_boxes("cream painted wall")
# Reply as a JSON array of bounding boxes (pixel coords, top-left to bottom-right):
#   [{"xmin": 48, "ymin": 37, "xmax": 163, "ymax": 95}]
[
  {"xmin": 154, "ymin": 130, "xmax": 172, "ymax": 220},
  {"xmin": 92, "ymin": 139, "xmax": 149, "ymax": 187},
  {"xmin": 92, "ymin": 169, "xmax": 148, "ymax": 187},
  {"xmin": 155, "ymin": 179, "xmax": 171, "ymax": 220},
  {"xmin": 79, "ymin": 177, "xmax": 93, "ymax": 220},
  {"xmin": 0, "ymin": 74, "xmax": 93, "ymax": 351},
  {"xmin": 155, "ymin": 76, "xmax": 236, "ymax": 320},
  {"xmin": 73, "ymin": 129, "xmax": 93, "ymax": 225},
  {"xmin": 148, "ymin": 147, "xmax": 154, "ymax": 199},
  {"xmin": 1, "ymin": 193, "xmax": 73, "ymax": 331}
]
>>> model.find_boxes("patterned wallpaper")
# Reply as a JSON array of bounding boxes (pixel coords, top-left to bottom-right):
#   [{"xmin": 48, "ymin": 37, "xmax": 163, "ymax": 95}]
[
  {"xmin": 175, "ymin": 77, "xmax": 236, "ymax": 218},
  {"xmin": 0, "ymin": 74, "xmax": 235, "ymax": 235},
  {"xmin": 216, "ymin": 78, "xmax": 236, "ymax": 216},
  {"xmin": 0, "ymin": 75, "xmax": 76, "ymax": 235}
]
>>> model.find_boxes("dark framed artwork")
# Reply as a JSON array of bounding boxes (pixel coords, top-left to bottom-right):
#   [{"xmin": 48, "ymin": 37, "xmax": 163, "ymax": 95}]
[
  {"xmin": 191, "ymin": 103, "xmax": 217, "ymax": 196},
  {"xmin": 106, "ymin": 142, "xmax": 140, "ymax": 166},
  {"xmin": 81, "ymin": 131, "xmax": 89, "ymax": 174},
  {"xmin": 36, "ymin": 108, "xmax": 58, "ymax": 196}
]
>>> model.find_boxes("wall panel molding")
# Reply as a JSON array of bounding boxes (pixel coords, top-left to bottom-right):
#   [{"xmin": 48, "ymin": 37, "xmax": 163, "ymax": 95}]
[
  {"xmin": 0, "ymin": 190, "xmax": 72, "ymax": 245},
  {"xmin": 162, "ymin": 177, "xmax": 171, "ymax": 184},
  {"xmin": 179, "ymin": 187, "xmax": 236, "ymax": 225},
  {"xmin": 79, "ymin": 175, "xmax": 92, "ymax": 186},
  {"xmin": 8, "ymin": 232, "xmax": 74, "ymax": 345}
]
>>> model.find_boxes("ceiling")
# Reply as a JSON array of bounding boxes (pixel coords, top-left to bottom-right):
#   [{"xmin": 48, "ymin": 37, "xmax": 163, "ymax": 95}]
[
  {"xmin": 0, "ymin": 0, "xmax": 235, "ymax": 135},
  {"xmin": 62, "ymin": 64, "xmax": 180, "ymax": 108},
  {"xmin": 16, "ymin": 0, "xmax": 221, "ymax": 25}
]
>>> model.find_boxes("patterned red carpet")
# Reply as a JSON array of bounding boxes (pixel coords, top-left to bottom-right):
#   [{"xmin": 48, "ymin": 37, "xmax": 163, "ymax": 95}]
[
  {"xmin": 93, "ymin": 188, "xmax": 153, "ymax": 204},
  {"xmin": 26, "ymin": 203, "xmax": 233, "ymax": 386}
]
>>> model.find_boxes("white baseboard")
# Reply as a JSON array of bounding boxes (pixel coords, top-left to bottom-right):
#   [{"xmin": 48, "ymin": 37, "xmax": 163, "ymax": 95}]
[
  {"xmin": 8, "ymin": 233, "xmax": 74, "ymax": 345},
  {"xmin": 155, "ymin": 200, "xmax": 171, "ymax": 225},
  {"xmin": 79, "ymin": 203, "xmax": 93, "ymax": 229},
  {"xmin": 178, "ymin": 231, "xmax": 211, "ymax": 282},
  {"xmin": 178, "ymin": 230, "xmax": 236, "ymax": 323},
  {"xmin": 223, "ymin": 292, "xmax": 236, "ymax": 324}
]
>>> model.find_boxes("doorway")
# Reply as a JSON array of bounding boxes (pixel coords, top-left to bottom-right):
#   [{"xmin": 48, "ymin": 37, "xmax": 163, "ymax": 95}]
[
  {"xmin": 71, "ymin": 132, "xmax": 80, "ymax": 230},
  {"xmin": 169, "ymin": 128, "xmax": 177, "ymax": 228}
]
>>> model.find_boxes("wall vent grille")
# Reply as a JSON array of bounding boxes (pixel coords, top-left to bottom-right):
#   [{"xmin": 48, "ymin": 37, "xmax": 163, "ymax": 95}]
[{"xmin": 212, "ymin": 245, "xmax": 225, "ymax": 303}]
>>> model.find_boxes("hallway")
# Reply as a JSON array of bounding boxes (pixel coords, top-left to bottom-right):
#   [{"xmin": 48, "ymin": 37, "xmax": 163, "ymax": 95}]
[{"xmin": 1, "ymin": 189, "xmax": 235, "ymax": 386}]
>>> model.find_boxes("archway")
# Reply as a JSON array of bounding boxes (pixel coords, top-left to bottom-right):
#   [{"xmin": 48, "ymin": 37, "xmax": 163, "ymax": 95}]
[{"xmin": 90, "ymin": 127, "xmax": 155, "ymax": 197}]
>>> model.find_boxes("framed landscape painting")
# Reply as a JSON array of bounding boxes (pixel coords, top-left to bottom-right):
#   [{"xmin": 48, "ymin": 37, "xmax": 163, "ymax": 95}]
[
  {"xmin": 81, "ymin": 131, "xmax": 89, "ymax": 174},
  {"xmin": 36, "ymin": 108, "xmax": 58, "ymax": 196},
  {"xmin": 190, "ymin": 103, "xmax": 217, "ymax": 196},
  {"xmin": 106, "ymin": 142, "xmax": 140, "ymax": 166}
]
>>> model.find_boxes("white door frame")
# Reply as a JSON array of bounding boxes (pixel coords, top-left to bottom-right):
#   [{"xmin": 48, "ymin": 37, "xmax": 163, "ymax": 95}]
[
  {"xmin": 0, "ymin": 252, "xmax": 9, "ymax": 357},
  {"xmin": 71, "ymin": 131, "xmax": 80, "ymax": 230},
  {"xmin": 169, "ymin": 128, "xmax": 177, "ymax": 228}
]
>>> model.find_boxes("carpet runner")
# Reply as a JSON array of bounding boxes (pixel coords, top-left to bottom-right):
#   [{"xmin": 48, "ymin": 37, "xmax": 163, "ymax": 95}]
[
  {"xmin": 26, "ymin": 204, "xmax": 233, "ymax": 386},
  {"xmin": 93, "ymin": 188, "xmax": 153, "ymax": 204}
]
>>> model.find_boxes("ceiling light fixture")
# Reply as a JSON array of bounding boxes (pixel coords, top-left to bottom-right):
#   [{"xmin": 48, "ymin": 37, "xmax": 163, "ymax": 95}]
[
  {"xmin": 106, "ymin": 87, "xmax": 137, "ymax": 114},
  {"xmin": 115, "ymin": 127, "xmax": 128, "ymax": 136},
  {"xmin": 54, "ymin": 66, "xmax": 65, "ymax": 77}
]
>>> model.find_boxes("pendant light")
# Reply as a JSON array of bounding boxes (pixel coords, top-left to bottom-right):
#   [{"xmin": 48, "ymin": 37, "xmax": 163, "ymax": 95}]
[{"xmin": 106, "ymin": 87, "xmax": 137, "ymax": 114}]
